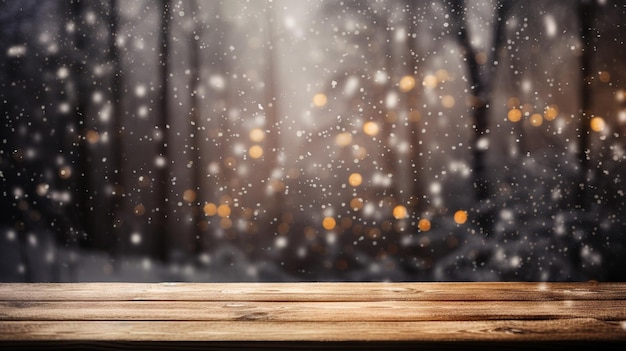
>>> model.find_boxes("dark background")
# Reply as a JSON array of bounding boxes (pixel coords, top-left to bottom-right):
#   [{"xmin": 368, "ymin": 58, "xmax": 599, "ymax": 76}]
[{"xmin": 2, "ymin": 0, "xmax": 626, "ymax": 282}]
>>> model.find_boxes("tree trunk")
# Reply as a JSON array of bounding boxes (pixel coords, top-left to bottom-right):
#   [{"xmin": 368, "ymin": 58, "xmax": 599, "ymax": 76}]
[
  {"xmin": 577, "ymin": 0, "xmax": 595, "ymax": 211},
  {"xmin": 448, "ymin": 0, "xmax": 511, "ymax": 234},
  {"xmin": 405, "ymin": 1, "xmax": 424, "ymax": 213},
  {"xmin": 155, "ymin": 0, "xmax": 172, "ymax": 261},
  {"xmin": 108, "ymin": 0, "xmax": 124, "ymax": 264},
  {"xmin": 187, "ymin": 0, "xmax": 205, "ymax": 255}
]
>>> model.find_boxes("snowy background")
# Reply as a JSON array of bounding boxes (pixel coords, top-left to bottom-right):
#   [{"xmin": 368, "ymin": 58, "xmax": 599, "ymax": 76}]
[{"xmin": 1, "ymin": 0, "xmax": 626, "ymax": 282}]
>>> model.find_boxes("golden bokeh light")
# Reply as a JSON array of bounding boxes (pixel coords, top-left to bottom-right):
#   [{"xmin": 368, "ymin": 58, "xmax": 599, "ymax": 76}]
[
  {"xmin": 203, "ymin": 202, "xmax": 217, "ymax": 216},
  {"xmin": 269, "ymin": 179, "xmax": 285, "ymax": 193},
  {"xmin": 363, "ymin": 121, "xmax": 380, "ymax": 136},
  {"xmin": 217, "ymin": 204, "xmax": 231, "ymax": 218},
  {"xmin": 590, "ymin": 116, "xmax": 606, "ymax": 132},
  {"xmin": 183, "ymin": 189, "xmax": 196, "ymax": 203},
  {"xmin": 435, "ymin": 69, "xmax": 450, "ymax": 81},
  {"xmin": 422, "ymin": 74, "xmax": 438, "ymax": 89},
  {"xmin": 441, "ymin": 95, "xmax": 455, "ymax": 108},
  {"xmin": 530, "ymin": 113, "xmax": 543, "ymax": 127},
  {"xmin": 322, "ymin": 216, "xmax": 336, "ymax": 230},
  {"xmin": 599, "ymin": 71, "xmax": 611, "ymax": 83},
  {"xmin": 59, "ymin": 166, "xmax": 72, "ymax": 179},
  {"xmin": 408, "ymin": 110, "xmax": 421, "ymax": 122},
  {"xmin": 350, "ymin": 197, "xmax": 364, "ymax": 210},
  {"xmin": 544, "ymin": 105, "xmax": 558, "ymax": 121},
  {"xmin": 368, "ymin": 227, "xmax": 381, "ymax": 239},
  {"xmin": 506, "ymin": 97, "xmax": 520, "ymax": 109},
  {"xmin": 86, "ymin": 130, "xmax": 100, "ymax": 144},
  {"xmin": 335, "ymin": 132, "xmax": 353, "ymax": 147},
  {"xmin": 249, "ymin": 144, "xmax": 264, "ymax": 159},
  {"xmin": 313, "ymin": 93, "xmax": 327, "ymax": 107},
  {"xmin": 220, "ymin": 217, "xmax": 232, "ymax": 229},
  {"xmin": 133, "ymin": 203, "xmax": 145, "ymax": 216},
  {"xmin": 353, "ymin": 145, "xmax": 368, "ymax": 160},
  {"xmin": 418, "ymin": 218, "xmax": 431, "ymax": 232},
  {"xmin": 224, "ymin": 156, "xmax": 237, "ymax": 168},
  {"xmin": 392, "ymin": 205, "xmax": 408, "ymax": 219},
  {"xmin": 399, "ymin": 75, "xmax": 416, "ymax": 92},
  {"xmin": 249, "ymin": 128, "xmax": 265, "ymax": 142},
  {"xmin": 453, "ymin": 210, "xmax": 468, "ymax": 224},
  {"xmin": 348, "ymin": 173, "xmax": 363, "ymax": 187},
  {"xmin": 507, "ymin": 108, "xmax": 522, "ymax": 122}
]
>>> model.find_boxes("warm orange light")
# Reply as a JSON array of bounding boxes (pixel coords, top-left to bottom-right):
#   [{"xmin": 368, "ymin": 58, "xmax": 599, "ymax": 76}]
[
  {"xmin": 335, "ymin": 132, "xmax": 353, "ymax": 147},
  {"xmin": 399, "ymin": 75, "xmax": 416, "ymax": 92},
  {"xmin": 418, "ymin": 218, "xmax": 431, "ymax": 232},
  {"xmin": 348, "ymin": 173, "xmax": 363, "ymax": 187},
  {"xmin": 590, "ymin": 116, "xmax": 606, "ymax": 132},
  {"xmin": 422, "ymin": 74, "xmax": 438, "ymax": 89},
  {"xmin": 183, "ymin": 189, "xmax": 196, "ymax": 203},
  {"xmin": 220, "ymin": 217, "xmax": 232, "ymax": 229},
  {"xmin": 313, "ymin": 93, "xmax": 327, "ymax": 107},
  {"xmin": 408, "ymin": 110, "xmax": 421, "ymax": 122},
  {"xmin": 530, "ymin": 113, "xmax": 543, "ymax": 127},
  {"xmin": 544, "ymin": 105, "xmax": 558, "ymax": 121},
  {"xmin": 453, "ymin": 210, "xmax": 468, "ymax": 224},
  {"xmin": 203, "ymin": 203, "xmax": 217, "ymax": 216},
  {"xmin": 363, "ymin": 121, "xmax": 380, "ymax": 136},
  {"xmin": 217, "ymin": 204, "xmax": 231, "ymax": 218},
  {"xmin": 133, "ymin": 204, "xmax": 145, "ymax": 216},
  {"xmin": 392, "ymin": 205, "xmax": 408, "ymax": 219},
  {"xmin": 224, "ymin": 156, "xmax": 237, "ymax": 168},
  {"xmin": 435, "ymin": 69, "xmax": 450, "ymax": 82},
  {"xmin": 441, "ymin": 95, "xmax": 455, "ymax": 108},
  {"xmin": 249, "ymin": 128, "xmax": 265, "ymax": 142},
  {"xmin": 353, "ymin": 145, "xmax": 367, "ymax": 160},
  {"xmin": 249, "ymin": 145, "xmax": 263, "ymax": 159},
  {"xmin": 59, "ymin": 166, "xmax": 72, "ymax": 179},
  {"xmin": 322, "ymin": 216, "xmax": 336, "ymax": 230},
  {"xmin": 506, "ymin": 97, "xmax": 520, "ymax": 109},
  {"xmin": 269, "ymin": 179, "xmax": 285, "ymax": 193},
  {"xmin": 507, "ymin": 108, "xmax": 522, "ymax": 122},
  {"xmin": 599, "ymin": 71, "xmax": 611, "ymax": 83},
  {"xmin": 86, "ymin": 130, "xmax": 100, "ymax": 144},
  {"xmin": 350, "ymin": 197, "xmax": 364, "ymax": 210}
]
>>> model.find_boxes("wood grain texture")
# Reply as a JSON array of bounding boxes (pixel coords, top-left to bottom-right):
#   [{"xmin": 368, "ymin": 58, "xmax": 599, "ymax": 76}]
[
  {"xmin": 0, "ymin": 282, "xmax": 625, "ymax": 348},
  {"xmin": 1, "ymin": 282, "xmax": 625, "ymax": 301},
  {"xmin": 0, "ymin": 319, "xmax": 625, "ymax": 342},
  {"xmin": 1, "ymin": 300, "xmax": 625, "ymax": 322}
]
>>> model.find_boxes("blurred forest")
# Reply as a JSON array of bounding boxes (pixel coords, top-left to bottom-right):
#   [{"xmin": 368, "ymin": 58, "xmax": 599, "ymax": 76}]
[{"xmin": 1, "ymin": 0, "xmax": 626, "ymax": 282}]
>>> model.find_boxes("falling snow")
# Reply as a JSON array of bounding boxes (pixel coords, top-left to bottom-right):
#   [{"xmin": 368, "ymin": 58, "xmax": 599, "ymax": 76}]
[{"xmin": 1, "ymin": 0, "xmax": 626, "ymax": 283}]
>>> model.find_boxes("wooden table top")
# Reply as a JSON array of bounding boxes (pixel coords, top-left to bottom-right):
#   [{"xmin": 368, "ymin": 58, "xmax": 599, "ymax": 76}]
[{"xmin": 1, "ymin": 282, "xmax": 625, "ymax": 349}]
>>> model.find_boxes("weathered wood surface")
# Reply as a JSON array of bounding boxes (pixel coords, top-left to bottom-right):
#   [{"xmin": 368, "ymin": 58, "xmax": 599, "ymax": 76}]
[
  {"xmin": 0, "ymin": 282, "xmax": 625, "ymax": 348},
  {"xmin": 2, "ymin": 282, "xmax": 626, "ymax": 301}
]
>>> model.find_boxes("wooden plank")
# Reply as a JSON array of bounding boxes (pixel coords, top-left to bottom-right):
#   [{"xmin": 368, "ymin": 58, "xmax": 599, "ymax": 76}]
[
  {"xmin": 1, "ymin": 300, "xmax": 625, "ymax": 322},
  {"xmin": 3, "ymin": 341, "xmax": 626, "ymax": 351},
  {"xmin": 0, "ymin": 319, "xmax": 625, "ymax": 342},
  {"xmin": 1, "ymin": 283, "xmax": 625, "ymax": 346},
  {"xmin": 1, "ymin": 282, "xmax": 625, "ymax": 301}
]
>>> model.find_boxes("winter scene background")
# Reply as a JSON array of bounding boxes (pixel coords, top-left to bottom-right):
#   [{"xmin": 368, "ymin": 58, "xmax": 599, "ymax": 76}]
[{"xmin": 2, "ymin": 0, "xmax": 626, "ymax": 282}]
